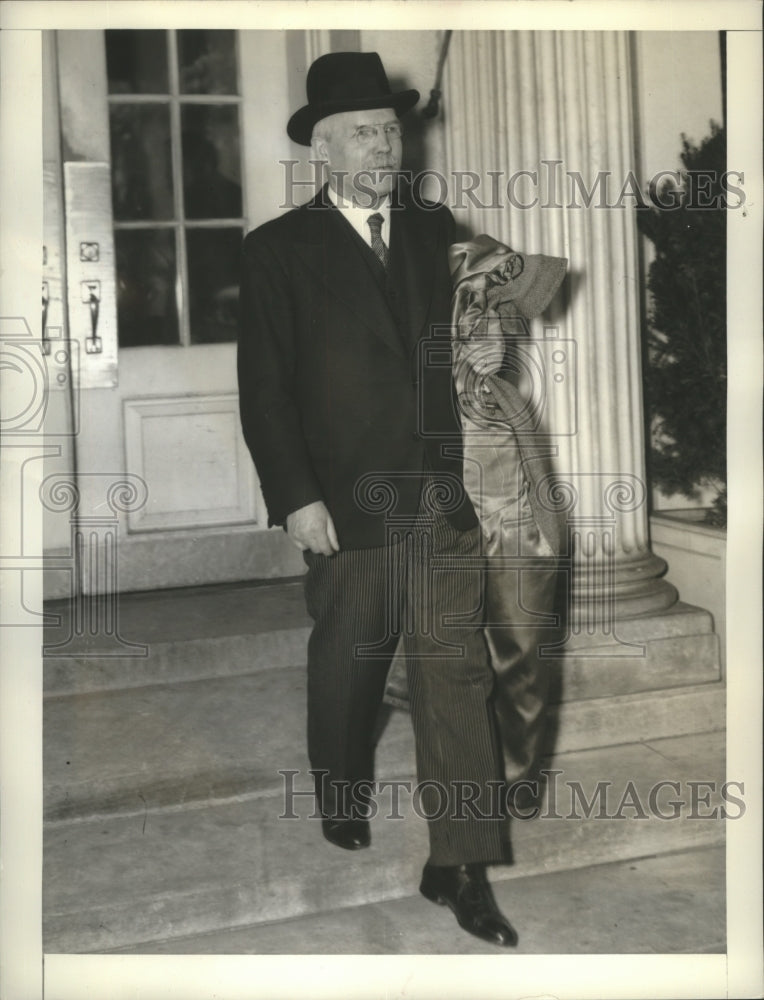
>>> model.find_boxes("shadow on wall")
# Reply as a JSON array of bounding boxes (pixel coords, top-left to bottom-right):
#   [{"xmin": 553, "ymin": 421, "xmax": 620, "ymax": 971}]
[{"xmin": 387, "ymin": 71, "xmax": 437, "ymax": 198}]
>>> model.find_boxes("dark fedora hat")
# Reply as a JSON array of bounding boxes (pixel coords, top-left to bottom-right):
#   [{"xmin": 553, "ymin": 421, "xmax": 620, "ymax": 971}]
[{"xmin": 287, "ymin": 51, "xmax": 420, "ymax": 146}]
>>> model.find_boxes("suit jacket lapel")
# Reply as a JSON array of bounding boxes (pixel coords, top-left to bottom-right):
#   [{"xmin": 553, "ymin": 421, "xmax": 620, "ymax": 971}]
[
  {"xmin": 293, "ymin": 187, "xmax": 407, "ymax": 358},
  {"xmin": 389, "ymin": 195, "xmax": 438, "ymax": 350}
]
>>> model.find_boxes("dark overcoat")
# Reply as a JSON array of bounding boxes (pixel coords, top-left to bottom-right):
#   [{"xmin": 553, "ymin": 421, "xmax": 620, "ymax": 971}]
[{"xmin": 238, "ymin": 184, "xmax": 477, "ymax": 549}]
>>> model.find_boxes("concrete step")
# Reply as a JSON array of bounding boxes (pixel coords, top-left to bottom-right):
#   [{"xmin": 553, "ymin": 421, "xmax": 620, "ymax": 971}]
[
  {"xmin": 44, "ymin": 657, "xmax": 725, "ymax": 820},
  {"xmin": 43, "ymin": 731, "xmax": 727, "ymax": 953},
  {"xmin": 43, "ymin": 580, "xmax": 310, "ymax": 694},
  {"xmin": 100, "ymin": 844, "xmax": 726, "ymax": 955},
  {"xmin": 385, "ymin": 600, "xmax": 721, "ymax": 706},
  {"xmin": 44, "ymin": 583, "xmax": 720, "ymax": 700}
]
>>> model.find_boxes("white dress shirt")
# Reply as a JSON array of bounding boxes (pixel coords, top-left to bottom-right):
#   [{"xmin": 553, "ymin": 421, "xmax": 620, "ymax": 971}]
[{"xmin": 326, "ymin": 184, "xmax": 391, "ymax": 249}]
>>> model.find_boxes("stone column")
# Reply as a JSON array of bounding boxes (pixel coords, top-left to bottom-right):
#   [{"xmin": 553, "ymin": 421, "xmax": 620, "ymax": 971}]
[{"xmin": 444, "ymin": 31, "xmax": 685, "ymax": 648}]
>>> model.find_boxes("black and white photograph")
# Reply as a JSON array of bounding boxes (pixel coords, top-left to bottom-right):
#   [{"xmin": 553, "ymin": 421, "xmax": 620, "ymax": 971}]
[{"xmin": 0, "ymin": 2, "xmax": 761, "ymax": 999}]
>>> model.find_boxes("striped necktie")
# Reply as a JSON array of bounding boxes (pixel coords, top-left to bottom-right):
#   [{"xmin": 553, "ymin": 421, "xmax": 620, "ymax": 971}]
[{"xmin": 367, "ymin": 213, "xmax": 390, "ymax": 270}]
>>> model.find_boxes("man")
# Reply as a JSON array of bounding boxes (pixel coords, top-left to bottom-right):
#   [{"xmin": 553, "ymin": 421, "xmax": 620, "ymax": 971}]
[{"xmin": 238, "ymin": 51, "xmax": 516, "ymax": 947}]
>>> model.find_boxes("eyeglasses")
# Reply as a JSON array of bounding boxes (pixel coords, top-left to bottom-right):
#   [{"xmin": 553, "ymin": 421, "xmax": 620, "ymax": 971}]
[{"xmin": 351, "ymin": 123, "xmax": 404, "ymax": 144}]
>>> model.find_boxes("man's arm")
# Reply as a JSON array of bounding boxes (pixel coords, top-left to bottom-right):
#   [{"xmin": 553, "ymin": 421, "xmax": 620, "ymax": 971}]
[{"xmin": 237, "ymin": 231, "xmax": 338, "ymax": 553}]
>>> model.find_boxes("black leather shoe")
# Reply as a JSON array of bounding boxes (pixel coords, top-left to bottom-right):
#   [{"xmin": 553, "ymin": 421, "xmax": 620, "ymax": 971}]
[
  {"xmin": 420, "ymin": 862, "xmax": 518, "ymax": 947},
  {"xmin": 321, "ymin": 818, "xmax": 371, "ymax": 851}
]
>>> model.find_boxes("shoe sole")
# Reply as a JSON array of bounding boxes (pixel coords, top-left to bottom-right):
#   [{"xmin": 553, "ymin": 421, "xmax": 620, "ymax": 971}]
[
  {"xmin": 419, "ymin": 879, "xmax": 518, "ymax": 947},
  {"xmin": 322, "ymin": 834, "xmax": 370, "ymax": 850}
]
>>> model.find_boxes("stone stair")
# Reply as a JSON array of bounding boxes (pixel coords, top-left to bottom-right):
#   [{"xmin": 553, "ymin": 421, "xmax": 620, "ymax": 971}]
[
  {"xmin": 100, "ymin": 845, "xmax": 727, "ymax": 955},
  {"xmin": 43, "ymin": 579, "xmax": 726, "ymax": 953}
]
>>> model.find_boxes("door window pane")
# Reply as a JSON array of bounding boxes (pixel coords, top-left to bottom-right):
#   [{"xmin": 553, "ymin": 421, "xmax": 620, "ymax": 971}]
[
  {"xmin": 178, "ymin": 31, "xmax": 237, "ymax": 94},
  {"xmin": 115, "ymin": 230, "xmax": 179, "ymax": 347},
  {"xmin": 110, "ymin": 104, "xmax": 174, "ymax": 221},
  {"xmin": 107, "ymin": 29, "xmax": 243, "ymax": 347},
  {"xmin": 106, "ymin": 30, "xmax": 168, "ymax": 94},
  {"xmin": 181, "ymin": 105, "xmax": 242, "ymax": 219},
  {"xmin": 186, "ymin": 229, "xmax": 241, "ymax": 344}
]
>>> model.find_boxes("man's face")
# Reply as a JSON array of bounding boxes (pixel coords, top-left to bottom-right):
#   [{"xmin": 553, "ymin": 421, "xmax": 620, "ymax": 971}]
[{"xmin": 312, "ymin": 108, "xmax": 402, "ymax": 207}]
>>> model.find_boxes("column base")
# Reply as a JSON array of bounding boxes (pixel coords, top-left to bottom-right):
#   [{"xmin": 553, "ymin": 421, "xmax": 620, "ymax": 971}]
[
  {"xmin": 567, "ymin": 549, "xmax": 679, "ymax": 628},
  {"xmin": 556, "ymin": 600, "xmax": 720, "ymax": 677},
  {"xmin": 540, "ymin": 600, "xmax": 723, "ymax": 756}
]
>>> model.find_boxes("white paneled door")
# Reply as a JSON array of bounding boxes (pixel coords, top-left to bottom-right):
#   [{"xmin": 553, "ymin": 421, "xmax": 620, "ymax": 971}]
[{"xmin": 44, "ymin": 29, "xmax": 304, "ymax": 598}]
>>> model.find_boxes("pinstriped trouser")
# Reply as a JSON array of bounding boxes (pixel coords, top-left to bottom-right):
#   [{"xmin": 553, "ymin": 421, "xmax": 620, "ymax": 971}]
[{"xmin": 303, "ymin": 492, "xmax": 508, "ymax": 866}]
